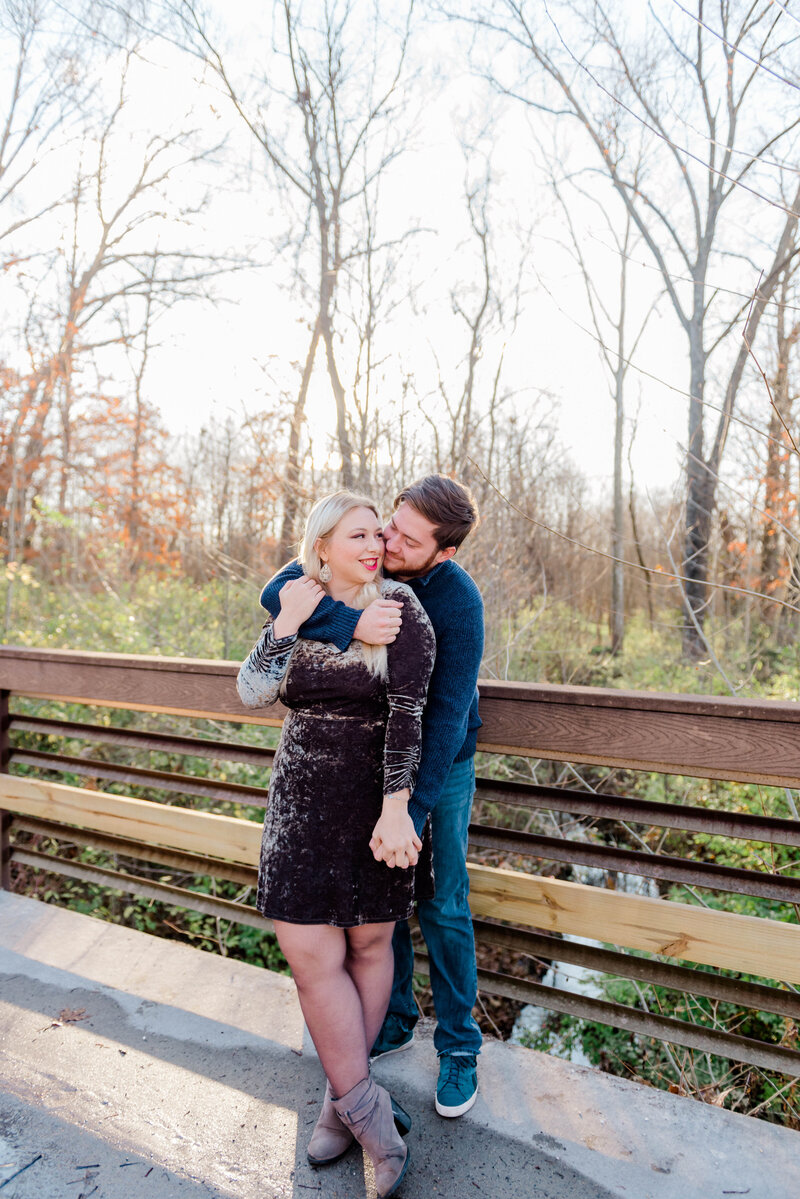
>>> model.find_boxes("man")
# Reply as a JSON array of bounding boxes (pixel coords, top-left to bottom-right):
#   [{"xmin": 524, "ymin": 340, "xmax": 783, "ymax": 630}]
[{"xmin": 260, "ymin": 475, "xmax": 484, "ymax": 1117}]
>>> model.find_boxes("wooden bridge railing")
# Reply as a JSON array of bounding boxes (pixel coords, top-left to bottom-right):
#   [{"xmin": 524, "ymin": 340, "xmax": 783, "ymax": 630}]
[{"xmin": 1, "ymin": 645, "xmax": 799, "ymax": 1079}]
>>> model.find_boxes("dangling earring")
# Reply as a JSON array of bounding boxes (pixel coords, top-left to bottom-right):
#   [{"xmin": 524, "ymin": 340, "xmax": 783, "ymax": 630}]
[{"xmin": 319, "ymin": 562, "xmax": 332, "ymax": 582}]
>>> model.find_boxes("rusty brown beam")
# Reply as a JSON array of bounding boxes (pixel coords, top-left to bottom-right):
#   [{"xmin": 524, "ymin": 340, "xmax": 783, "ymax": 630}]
[
  {"xmin": 412, "ymin": 950, "xmax": 800, "ymax": 1078},
  {"xmin": 5, "ymin": 646, "xmax": 800, "ymax": 786},
  {"xmin": 9, "ymin": 847, "xmax": 272, "ymax": 934},
  {"xmin": 10, "ymin": 714, "xmax": 276, "ymax": 766},
  {"xmin": 468, "ymin": 825, "xmax": 800, "ymax": 903},
  {"xmin": 0, "ymin": 690, "xmax": 11, "ymax": 889},
  {"xmin": 10, "ymin": 749, "xmax": 269, "ymax": 808},
  {"xmin": 475, "ymin": 777, "xmax": 800, "ymax": 847},
  {"xmin": 470, "ymin": 919, "xmax": 800, "ymax": 1020},
  {"xmin": 11, "ymin": 815, "xmax": 258, "ymax": 887}
]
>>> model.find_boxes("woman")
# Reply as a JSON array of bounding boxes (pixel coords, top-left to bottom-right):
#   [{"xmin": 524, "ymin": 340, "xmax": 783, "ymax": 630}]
[{"xmin": 237, "ymin": 491, "xmax": 436, "ymax": 1198}]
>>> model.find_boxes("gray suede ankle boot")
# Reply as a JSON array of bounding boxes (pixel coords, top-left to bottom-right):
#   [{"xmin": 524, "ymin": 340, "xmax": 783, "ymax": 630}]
[
  {"xmin": 332, "ymin": 1076, "xmax": 409, "ymax": 1198},
  {"xmin": 307, "ymin": 1081, "xmax": 355, "ymax": 1166}
]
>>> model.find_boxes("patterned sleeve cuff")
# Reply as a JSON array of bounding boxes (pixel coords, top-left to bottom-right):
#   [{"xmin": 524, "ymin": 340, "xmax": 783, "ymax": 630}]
[
  {"xmin": 383, "ymin": 692, "xmax": 425, "ymax": 796},
  {"xmin": 237, "ymin": 624, "xmax": 298, "ymax": 708},
  {"xmin": 265, "ymin": 624, "xmax": 298, "ymax": 650}
]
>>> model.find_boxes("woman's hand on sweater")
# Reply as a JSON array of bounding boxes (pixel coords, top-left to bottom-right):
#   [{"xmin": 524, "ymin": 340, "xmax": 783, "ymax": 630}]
[
  {"xmin": 353, "ymin": 597, "xmax": 404, "ymax": 644},
  {"xmin": 369, "ymin": 791, "xmax": 422, "ymax": 869},
  {"xmin": 273, "ymin": 576, "xmax": 325, "ymax": 638}
]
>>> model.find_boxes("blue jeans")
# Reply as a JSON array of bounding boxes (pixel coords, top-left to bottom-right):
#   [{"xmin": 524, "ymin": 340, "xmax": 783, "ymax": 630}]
[{"xmin": 390, "ymin": 757, "xmax": 482, "ymax": 1057}]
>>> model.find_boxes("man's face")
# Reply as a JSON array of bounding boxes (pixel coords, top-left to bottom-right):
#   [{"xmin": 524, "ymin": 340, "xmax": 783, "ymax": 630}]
[{"xmin": 382, "ymin": 501, "xmax": 455, "ymax": 579}]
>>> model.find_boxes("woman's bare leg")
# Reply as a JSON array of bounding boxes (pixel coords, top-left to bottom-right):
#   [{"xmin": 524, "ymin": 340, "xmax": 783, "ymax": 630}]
[
  {"xmin": 345, "ymin": 922, "xmax": 396, "ymax": 1052},
  {"xmin": 273, "ymin": 920, "xmax": 394, "ymax": 1096}
]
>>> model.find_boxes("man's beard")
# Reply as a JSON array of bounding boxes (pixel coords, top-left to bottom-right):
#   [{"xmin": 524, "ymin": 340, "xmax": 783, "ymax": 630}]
[{"xmin": 384, "ymin": 547, "xmax": 441, "ymax": 580}]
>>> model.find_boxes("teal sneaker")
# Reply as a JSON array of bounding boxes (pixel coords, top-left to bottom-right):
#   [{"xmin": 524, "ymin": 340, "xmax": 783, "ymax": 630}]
[
  {"xmin": 435, "ymin": 1053, "xmax": 478, "ymax": 1117},
  {"xmin": 370, "ymin": 1012, "xmax": 416, "ymax": 1059}
]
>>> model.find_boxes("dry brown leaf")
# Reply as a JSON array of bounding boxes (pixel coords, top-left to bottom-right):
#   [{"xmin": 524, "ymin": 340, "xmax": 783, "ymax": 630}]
[{"xmin": 58, "ymin": 1008, "xmax": 88, "ymax": 1023}]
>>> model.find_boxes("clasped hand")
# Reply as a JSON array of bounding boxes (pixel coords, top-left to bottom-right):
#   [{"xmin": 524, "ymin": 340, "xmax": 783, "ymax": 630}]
[
  {"xmin": 370, "ymin": 793, "xmax": 422, "ymax": 870},
  {"xmin": 273, "ymin": 576, "xmax": 325, "ymax": 637}
]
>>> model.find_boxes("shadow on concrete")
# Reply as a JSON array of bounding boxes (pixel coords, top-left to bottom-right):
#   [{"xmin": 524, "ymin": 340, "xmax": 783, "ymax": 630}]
[
  {"xmin": 0, "ymin": 964, "xmax": 615, "ymax": 1199},
  {"xmin": 1, "ymin": 1091, "xmax": 228, "ymax": 1199}
]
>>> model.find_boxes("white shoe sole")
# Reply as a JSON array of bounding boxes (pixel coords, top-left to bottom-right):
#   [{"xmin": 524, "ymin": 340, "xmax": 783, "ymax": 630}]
[
  {"xmin": 435, "ymin": 1084, "xmax": 478, "ymax": 1118},
  {"xmin": 370, "ymin": 1034, "xmax": 415, "ymax": 1060}
]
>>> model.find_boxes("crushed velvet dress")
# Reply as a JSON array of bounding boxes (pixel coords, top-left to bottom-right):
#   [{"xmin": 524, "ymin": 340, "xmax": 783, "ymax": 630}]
[{"xmin": 237, "ymin": 580, "xmax": 436, "ymax": 927}]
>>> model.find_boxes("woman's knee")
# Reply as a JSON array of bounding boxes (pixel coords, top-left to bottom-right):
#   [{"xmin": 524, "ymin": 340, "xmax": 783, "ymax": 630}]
[
  {"xmin": 274, "ymin": 921, "xmax": 346, "ymax": 985},
  {"xmin": 346, "ymin": 922, "xmax": 394, "ymax": 965}
]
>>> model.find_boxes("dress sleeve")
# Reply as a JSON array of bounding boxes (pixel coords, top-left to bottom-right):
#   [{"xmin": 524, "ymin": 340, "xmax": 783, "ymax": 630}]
[
  {"xmin": 382, "ymin": 587, "xmax": 436, "ymax": 799},
  {"xmin": 260, "ymin": 559, "xmax": 361, "ymax": 652},
  {"xmin": 236, "ymin": 623, "xmax": 298, "ymax": 709}
]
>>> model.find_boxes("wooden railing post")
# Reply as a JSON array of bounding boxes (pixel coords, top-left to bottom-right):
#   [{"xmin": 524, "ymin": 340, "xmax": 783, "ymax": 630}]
[{"xmin": 0, "ymin": 689, "xmax": 11, "ymax": 889}]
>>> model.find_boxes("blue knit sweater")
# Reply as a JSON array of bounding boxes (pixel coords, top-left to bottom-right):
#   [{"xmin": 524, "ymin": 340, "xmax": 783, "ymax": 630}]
[{"xmin": 260, "ymin": 559, "xmax": 484, "ymax": 834}]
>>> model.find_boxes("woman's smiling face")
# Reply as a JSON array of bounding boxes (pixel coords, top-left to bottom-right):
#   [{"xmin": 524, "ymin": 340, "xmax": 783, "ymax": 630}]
[{"xmin": 317, "ymin": 505, "xmax": 385, "ymax": 589}]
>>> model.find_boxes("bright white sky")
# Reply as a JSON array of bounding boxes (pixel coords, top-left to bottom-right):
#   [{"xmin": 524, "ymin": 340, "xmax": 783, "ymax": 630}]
[
  {"xmin": 3, "ymin": 0, "xmax": 791, "ymax": 504},
  {"xmin": 134, "ymin": 11, "xmax": 689, "ymax": 498}
]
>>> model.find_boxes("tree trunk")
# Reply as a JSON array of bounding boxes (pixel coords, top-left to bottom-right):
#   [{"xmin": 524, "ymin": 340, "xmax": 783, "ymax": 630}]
[
  {"xmin": 278, "ymin": 321, "xmax": 320, "ymax": 564},
  {"xmin": 610, "ymin": 372, "xmax": 625, "ymax": 655},
  {"xmin": 760, "ymin": 401, "xmax": 787, "ymax": 603},
  {"xmin": 682, "ymin": 316, "xmax": 709, "ymax": 658},
  {"xmin": 760, "ymin": 273, "xmax": 798, "ymax": 619},
  {"xmin": 321, "ymin": 321, "xmax": 354, "ymax": 489}
]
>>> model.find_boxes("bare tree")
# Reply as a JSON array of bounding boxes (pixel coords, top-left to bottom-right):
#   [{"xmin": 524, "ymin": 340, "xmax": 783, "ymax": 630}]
[
  {"xmin": 759, "ymin": 220, "xmax": 800, "ymax": 628},
  {"xmin": 175, "ymin": 0, "xmax": 417, "ymax": 561},
  {"xmin": 544, "ymin": 150, "xmax": 660, "ymax": 653},
  {"xmin": 417, "ymin": 148, "xmax": 527, "ymax": 485},
  {"xmin": 2, "ymin": 33, "xmax": 228, "ymax": 570},
  {"xmin": 464, "ymin": 0, "xmax": 800, "ymax": 655},
  {"xmin": 0, "ymin": 0, "xmax": 94, "ymax": 252}
]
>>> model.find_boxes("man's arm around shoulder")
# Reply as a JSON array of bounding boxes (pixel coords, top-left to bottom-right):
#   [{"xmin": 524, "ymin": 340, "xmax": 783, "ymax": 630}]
[{"xmin": 259, "ymin": 560, "xmax": 358, "ymax": 650}]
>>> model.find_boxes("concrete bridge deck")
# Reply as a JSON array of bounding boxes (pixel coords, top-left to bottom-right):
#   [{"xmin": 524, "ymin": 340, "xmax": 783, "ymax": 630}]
[{"xmin": 0, "ymin": 891, "xmax": 797, "ymax": 1199}]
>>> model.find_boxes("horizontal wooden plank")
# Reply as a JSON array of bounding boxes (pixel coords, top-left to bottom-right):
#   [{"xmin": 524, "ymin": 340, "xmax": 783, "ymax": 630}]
[
  {"xmin": 470, "ymin": 919, "xmax": 800, "ymax": 1020},
  {"xmin": 4, "ymin": 775, "xmax": 797, "ymax": 985},
  {"xmin": 476, "ymin": 694, "xmax": 800, "ymax": 786},
  {"xmin": 468, "ymin": 824, "xmax": 800, "ymax": 902},
  {"xmin": 475, "ymin": 777, "xmax": 800, "ymax": 846},
  {"xmin": 0, "ymin": 776, "xmax": 262, "ymax": 865},
  {"xmin": 4, "ymin": 646, "xmax": 800, "ymax": 782},
  {"xmin": 18, "ymin": 694, "xmax": 284, "ymax": 728},
  {"xmin": 11, "ymin": 749, "xmax": 270, "ymax": 807},
  {"xmin": 0, "ymin": 648, "xmax": 283, "ymax": 723},
  {"xmin": 10, "ymin": 848, "xmax": 271, "ymax": 934},
  {"xmin": 10, "ymin": 715, "xmax": 277, "ymax": 765},
  {"xmin": 11, "ymin": 815, "xmax": 259, "ymax": 887},
  {"xmin": 0, "ymin": 646, "xmax": 238, "ymax": 677},
  {"xmin": 467, "ymin": 864, "xmax": 800, "ymax": 984},
  {"xmin": 5, "ymin": 646, "xmax": 800, "ymax": 722},
  {"xmin": 412, "ymin": 954, "xmax": 800, "ymax": 1078},
  {"xmin": 481, "ymin": 678, "xmax": 800, "ymax": 723}
]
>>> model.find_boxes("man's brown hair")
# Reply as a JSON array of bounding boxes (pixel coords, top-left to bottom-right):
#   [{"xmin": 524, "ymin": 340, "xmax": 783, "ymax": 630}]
[{"xmin": 393, "ymin": 475, "xmax": 480, "ymax": 551}]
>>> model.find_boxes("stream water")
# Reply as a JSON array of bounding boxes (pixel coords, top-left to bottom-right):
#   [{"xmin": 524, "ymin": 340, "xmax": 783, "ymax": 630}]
[{"xmin": 509, "ymin": 865, "xmax": 659, "ymax": 1063}]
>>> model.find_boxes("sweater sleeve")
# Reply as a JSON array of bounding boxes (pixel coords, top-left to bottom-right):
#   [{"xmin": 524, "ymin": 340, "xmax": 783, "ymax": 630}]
[
  {"xmin": 382, "ymin": 587, "xmax": 436, "ymax": 800},
  {"xmin": 406, "ymin": 590, "xmax": 484, "ymax": 835},
  {"xmin": 260, "ymin": 560, "xmax": 361, "ymax": 652},
  {"xmin": 237, "ymin": 623, "xmax": 298, "ymax": 708}
]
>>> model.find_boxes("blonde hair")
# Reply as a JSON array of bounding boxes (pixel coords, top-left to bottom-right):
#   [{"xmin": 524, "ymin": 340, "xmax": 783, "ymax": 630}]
[{"xmin": 299, "ymin": 490, "xmax": 388, "ymax": 678}]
